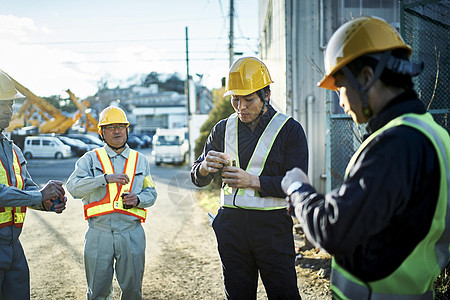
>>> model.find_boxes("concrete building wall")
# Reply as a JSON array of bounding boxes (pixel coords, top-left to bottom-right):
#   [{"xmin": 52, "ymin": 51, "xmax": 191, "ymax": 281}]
[
  {"xmin": 258, "ymin": 0, "xmax": 327, "ymax": 192},
  {"xmin": 257, "ymin": 0, "xmax": 400, "ymax": 193},
  {"xmin": 259, "ymin": 0, "xmax": 287, "ymax": 113}
]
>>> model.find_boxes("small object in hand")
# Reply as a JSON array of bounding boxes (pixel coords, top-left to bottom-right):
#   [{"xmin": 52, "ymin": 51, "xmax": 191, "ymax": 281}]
[
  {"xmin": 224, "ymin": 159, "xmax": 236, "ymax": 167},
  {"xmin": 121, "ymin": 192, "xmax": 132, "ymax": 209},
  {"xmin": 50, "ymin": 197, "xmax": 61, "ymax": 212}
]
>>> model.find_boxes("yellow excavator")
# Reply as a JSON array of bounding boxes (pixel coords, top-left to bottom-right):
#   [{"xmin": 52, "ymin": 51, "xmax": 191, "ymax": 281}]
[
  {"xmin": 6, "ymin": 100, "xmax": 32, "ymax": 131},
  {"xmin": 66, "ymin": 89, "xmax": 98, "ymax": 133},
  {"xmin": 4, "ymin": 72, "xmax": 81, "ymax": 134}
]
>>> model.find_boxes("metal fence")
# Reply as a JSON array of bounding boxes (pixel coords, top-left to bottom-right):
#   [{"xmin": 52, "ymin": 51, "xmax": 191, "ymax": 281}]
[
  {"xmin": 326, "ymin": 0, "xmax": 449, "ymax": 192},
  {"xmin": 402, "ymin": 0, "xmax": 449, "ymax": 130}
]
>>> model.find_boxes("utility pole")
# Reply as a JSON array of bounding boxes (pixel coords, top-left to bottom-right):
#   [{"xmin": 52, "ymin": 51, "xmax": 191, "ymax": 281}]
[
  {"xmin": 229, "ymin": 0, "xmax": 234, "ymax": 67},
  {"xmin": 185, "ymin": 26, "xmax": 191, "ymax": 164}
]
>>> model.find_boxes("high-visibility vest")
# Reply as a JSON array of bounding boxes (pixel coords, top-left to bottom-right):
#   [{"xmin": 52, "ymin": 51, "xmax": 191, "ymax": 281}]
[
  {"xmin": 83, "ymin": 147, "xmax": 148, "ymax": 222},
  {"xmin": 0, "ymin": 149, "xmax": 26, "ymax": 228},
  {"xmin": 331, "ymin": 113, "xmax": 450, "ymax": 299},
  {"xmin": 220, "ymin": 112, "xmax": 290, "ymax": 210}
]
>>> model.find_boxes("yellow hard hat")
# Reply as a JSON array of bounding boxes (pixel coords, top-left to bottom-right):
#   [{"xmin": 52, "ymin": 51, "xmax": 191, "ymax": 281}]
[
  {"xmin": 0, "ymin": 71, "xmax": 24, "ymax": 100},
  {"xmin": 318, "ymin": 16, "xmax": 412, "ymax": 90},
  {"xmin": 97, "ymin": 106, "xmax": 129, "ymax": 134},
  {"xmin": 223, "ymin": 57, "xmax": 274, "ymax": 97}
]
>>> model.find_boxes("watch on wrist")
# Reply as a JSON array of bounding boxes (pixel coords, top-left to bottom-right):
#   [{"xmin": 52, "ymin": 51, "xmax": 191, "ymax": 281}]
[{"xmin": 286, "ymin": 181, "xmax": 303, "ymax": 196}]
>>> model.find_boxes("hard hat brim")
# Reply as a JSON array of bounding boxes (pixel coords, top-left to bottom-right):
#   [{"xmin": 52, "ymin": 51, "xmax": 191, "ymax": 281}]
[
  {"xmin": 223, "ymin": 83, "xmax": 272, "ymax": 98},
  {"xmin": 0, "ymin": 91, "xmax": 25, "ymax": 101},
  {"xmin": 317, "ymin": 75, "xmax": 338, "ymax": 91}
]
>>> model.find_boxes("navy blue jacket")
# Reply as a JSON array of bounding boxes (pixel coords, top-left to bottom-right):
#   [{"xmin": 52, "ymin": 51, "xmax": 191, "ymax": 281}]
[
  {"xmin": 290, "ymin": 90, "xmax": 441, "ymax": 281},
  {"xmin": 191, "ymin": 105, "xmax": 308, "ymax": 199}
]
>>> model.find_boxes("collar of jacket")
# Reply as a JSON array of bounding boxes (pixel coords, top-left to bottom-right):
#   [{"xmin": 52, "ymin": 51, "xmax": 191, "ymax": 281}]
[
  {"xmin": 104, "ymin": 144, "xmax": 130, "ymax": 158},
  {"xmin": 366, "ymin": 90, "xmax": 426, "ymax": 137}
]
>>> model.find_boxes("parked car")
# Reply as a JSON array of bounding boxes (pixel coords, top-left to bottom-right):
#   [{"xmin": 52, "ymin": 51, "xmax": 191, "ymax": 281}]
[
  {"xmin": 65, "ymin": 134, "xmax": 104, "ymax": 150},
  {"xmin": 23, "ymin": 136, "xmax": 72, "ymax": 159},
  {"xmin": 57, "ymin": 136, "xmax": 89, "ymax": 157},
  {"xmin": 130, "ymin": 133, "xmax": 152, "ymax": 148},
  {"xmin": 127, "ymin": 135, "xmax": 144, "ymax": 149}
]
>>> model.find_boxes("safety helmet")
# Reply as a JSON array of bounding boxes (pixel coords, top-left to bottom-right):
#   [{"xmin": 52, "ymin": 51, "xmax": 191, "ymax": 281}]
[
  {"xmin": 0, "ymin": 71, "xmax": 23, "ymax": 100},
  {"xmin": 223, "ymin": 57, "xmax": 274, "ymax": 97},
  {"xmin": 97, "ymin": 106, "xmax": 129, "ymax": 134},
  {"xmin": 318, "ymin": 16, "xmax": 412, "ymax": 90}
]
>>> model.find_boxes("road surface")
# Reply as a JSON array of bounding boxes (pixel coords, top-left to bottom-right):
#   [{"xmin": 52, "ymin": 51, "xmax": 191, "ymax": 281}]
[{"xmin": 20, "ymin": 148, "xmax": 330, "ymax": 299}]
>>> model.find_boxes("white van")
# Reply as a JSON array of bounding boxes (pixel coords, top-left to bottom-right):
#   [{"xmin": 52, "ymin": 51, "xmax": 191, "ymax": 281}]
[
  {"xmin": 23, "ymin": 136, "xmax": 72, "ymax": 159},
  {"xmin": 153, "ymin": 128, "xmax": 189, "ymax": 166}
]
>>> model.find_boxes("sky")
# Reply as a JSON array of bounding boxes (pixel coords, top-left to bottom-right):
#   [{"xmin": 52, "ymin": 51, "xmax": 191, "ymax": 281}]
[{"xmin": 0, "ymin": 0, "xmax": 259, "ymax": 99}]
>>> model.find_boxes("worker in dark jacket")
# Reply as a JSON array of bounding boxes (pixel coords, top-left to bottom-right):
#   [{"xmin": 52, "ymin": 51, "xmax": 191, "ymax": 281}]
[
  {"xmin": 191, "ymin": 57, "xmax": 308, "ymax": 299},
  {"xmin": 282, "ymin": 16, "xmax": 450, "ymax": 299},
  {"xmin": 0, "ymin": 70, "xmax": 67, "ymax": 300}
]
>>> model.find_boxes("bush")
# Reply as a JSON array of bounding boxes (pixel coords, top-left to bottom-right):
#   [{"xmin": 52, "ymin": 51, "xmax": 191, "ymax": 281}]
[{"xmin": 435, "ymin": 263, "xmax": 450, "ymax": 299}]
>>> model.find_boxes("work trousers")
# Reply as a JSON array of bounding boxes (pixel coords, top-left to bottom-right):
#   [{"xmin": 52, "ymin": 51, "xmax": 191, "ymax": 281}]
[
  {"xmin": 84, "ymin": 222, "xmax": 145, "ymax": 300},
  {"xmin": 213, "ymin": 207, "xmax": 301, "ymax": 300},
  {"xmin": 0, "ymin": 239, "xmax": 30, "ymax": 300}
]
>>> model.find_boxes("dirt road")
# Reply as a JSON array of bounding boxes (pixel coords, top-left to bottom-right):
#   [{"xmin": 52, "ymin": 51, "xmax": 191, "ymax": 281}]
[{"xmin": 20, "ymin": 158, "xmax": 330, "ymax": 299}]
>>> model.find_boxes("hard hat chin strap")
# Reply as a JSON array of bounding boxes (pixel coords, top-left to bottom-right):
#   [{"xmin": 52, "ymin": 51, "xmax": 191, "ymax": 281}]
[
  {"xmin": 107, "ymin": 142, "xmax": 127, "ymax": 151},
  {"xmin": 248, "ymin": 89, "xmax": 268, "ymax": 126},
  {"xmin": 340, "ymin": 50, "xmax": 392, "ymax": 119}
]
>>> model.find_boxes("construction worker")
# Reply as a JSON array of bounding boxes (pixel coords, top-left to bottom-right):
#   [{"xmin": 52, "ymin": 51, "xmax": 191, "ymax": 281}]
[
  {"xmin": 282, "ymin": 16, "xmax": 450, "ymax": 299},
  {"xmin": 0, "ymin": 70, "xmax": 67, "ymax": 299},
  {"xmin": 191, "ymin": 57, "xmax": 308, "ymax": 299},
  {"xmin": 66, "ymin": 106, "xmax": 157, "ymax": 300}
]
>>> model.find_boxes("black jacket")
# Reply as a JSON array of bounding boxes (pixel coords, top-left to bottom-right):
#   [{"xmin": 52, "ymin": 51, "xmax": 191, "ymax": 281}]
[
  {"xmin": 191, "ymin": 105, "xmax": 308, "ymax": 199},
  {"xmin": 291, "ymin": 90, "xmax": 441, "ymax": 281}
]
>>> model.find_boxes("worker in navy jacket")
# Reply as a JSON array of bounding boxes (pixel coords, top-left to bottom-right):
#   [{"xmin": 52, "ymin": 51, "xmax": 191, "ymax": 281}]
[
  {"xmin": 191, "ymin": 57, "xmax": 308, "ymax": 299},
  {"xmin": 282, "ymin": 16, "xmax": 450, "ymax": 298}
]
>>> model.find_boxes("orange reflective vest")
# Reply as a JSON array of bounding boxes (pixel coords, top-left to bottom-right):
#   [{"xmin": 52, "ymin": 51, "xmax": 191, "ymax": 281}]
[
  {"xmin": 0, "ymin": 149, "xmax": 26, "ymax": 228},
  {"xmin": 83, "ymin": 148, "xmax": 147, "ymax": 222}
]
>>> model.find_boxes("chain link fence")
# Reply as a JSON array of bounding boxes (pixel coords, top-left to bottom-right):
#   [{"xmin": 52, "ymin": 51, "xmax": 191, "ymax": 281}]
[
  {"xmin": 402, "ymin": 0, "xmax": 449, "ymax": 131},
  {"xmin": 326, "ymin": 0, "xmax": 449, "ymax": 191}
]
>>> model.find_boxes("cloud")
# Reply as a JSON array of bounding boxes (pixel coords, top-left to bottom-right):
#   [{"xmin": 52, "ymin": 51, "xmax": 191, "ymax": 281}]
[
  {"xmin": 0, "ymin": 14, "xmax": 100, "ymax": 98},
  {"xmin": 0, "ymin": 15, "xmax": 39, "ymax": 42}
]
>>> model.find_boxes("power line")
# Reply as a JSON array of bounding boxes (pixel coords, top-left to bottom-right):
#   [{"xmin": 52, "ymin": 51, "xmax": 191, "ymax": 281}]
[
  {"xmin": 20, "ymin": 37, "xmax": 231, "ymax": 45},
  {"xmin": 61, "ymin": 57, "xmax": 229, "ymax": 64}
]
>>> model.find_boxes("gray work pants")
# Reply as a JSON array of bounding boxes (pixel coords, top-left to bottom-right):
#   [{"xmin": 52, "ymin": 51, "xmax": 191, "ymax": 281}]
[{"xmin": 84, "ymin": 223, "xmax": 145, "ymax": 300}]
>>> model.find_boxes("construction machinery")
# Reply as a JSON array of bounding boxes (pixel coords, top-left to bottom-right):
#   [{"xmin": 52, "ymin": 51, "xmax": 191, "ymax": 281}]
[
  {"xmin": 66, "ymin": 89, "xmax": 98, "ymax": 133},
  {"xmin": 6, "ymin": 100, "xmax": 32, "ymax": 132},
  {"xmin": 6, "ymin": 73, "xmax": 75, "ymax": 134}
]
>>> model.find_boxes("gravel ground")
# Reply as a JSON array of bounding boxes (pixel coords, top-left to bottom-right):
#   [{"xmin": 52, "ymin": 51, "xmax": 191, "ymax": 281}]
[{"xmin": 20, "ymin": 184, "xmax": 331, "ymax": 299}]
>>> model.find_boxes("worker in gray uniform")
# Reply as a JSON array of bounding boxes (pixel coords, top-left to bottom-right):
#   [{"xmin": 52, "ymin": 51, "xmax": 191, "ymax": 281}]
[
  {"xmin": 0, "ymin": 70, "xmax": 67, "ymax": 300},
  {"xmin": 66, "ymin": 106, "xmax": 157, "ymax": 300}
]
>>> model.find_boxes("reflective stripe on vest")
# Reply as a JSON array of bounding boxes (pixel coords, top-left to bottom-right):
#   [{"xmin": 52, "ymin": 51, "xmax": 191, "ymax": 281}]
[
  {"xmin": 0, "ymin": 149, "xmax": 26, "ymax": 228},
  {"xmin": 220, "ymin": 112, "xmax": 290, "ymax": 210},
  {"xmin": 83, "ymin": 147, "xmax": 147, "ymax": 222},
  {"xmin": 333, "ymin": 113, "xmax": 450, "ymax": 298}
]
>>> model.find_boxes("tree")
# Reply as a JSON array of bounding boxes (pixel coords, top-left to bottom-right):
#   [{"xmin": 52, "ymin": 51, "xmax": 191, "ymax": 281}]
[
  {"xmin": 162, "ymin": 73, "xmax": 184, "ymax": 93},
  {"xmin": 142, "ymin": 72, "xmax": 160, "ymax": 87}
]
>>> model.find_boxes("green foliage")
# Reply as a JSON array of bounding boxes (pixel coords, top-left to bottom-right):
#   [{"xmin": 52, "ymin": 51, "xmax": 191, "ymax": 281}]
[
  {"xmin": 194, "ymin": 96, "xmax": 234, "ymax": 159},
  {"xmin": 43, "ymin": 95, "xmax": 77, "ymax": 113}
]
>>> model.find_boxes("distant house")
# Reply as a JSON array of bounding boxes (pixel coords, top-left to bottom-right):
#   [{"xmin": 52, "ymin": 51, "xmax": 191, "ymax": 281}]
[{"xmin": 92, "ymin": 82, "xmax": 213, "ymax": 138}]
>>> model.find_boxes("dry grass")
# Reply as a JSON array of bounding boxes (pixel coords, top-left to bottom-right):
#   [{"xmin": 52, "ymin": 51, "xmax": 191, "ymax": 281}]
[{"xmin": 196, "ymin": 187, "xmax": 220, "ymax": 213}]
